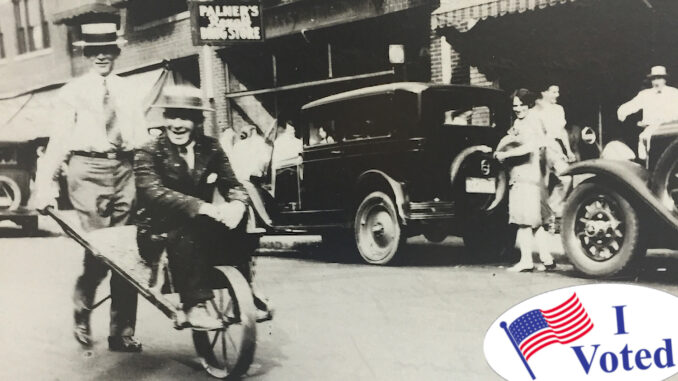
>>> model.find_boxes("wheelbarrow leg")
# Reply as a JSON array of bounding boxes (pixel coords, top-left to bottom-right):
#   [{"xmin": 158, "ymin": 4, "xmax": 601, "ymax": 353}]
[{"xmin": 91, "ymin": 294, "xmax": 111, "ymax": 310}]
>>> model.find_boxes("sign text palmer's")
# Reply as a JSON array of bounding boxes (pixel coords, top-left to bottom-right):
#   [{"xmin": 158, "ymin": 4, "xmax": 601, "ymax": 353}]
[{"xmin": 191, "ymin": 1, "xmax": 264, "ymax": 45}]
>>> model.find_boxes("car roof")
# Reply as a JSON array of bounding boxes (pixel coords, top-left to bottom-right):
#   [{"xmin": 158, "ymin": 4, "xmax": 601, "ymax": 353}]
[{"xmin": 301, "ymin": 82, "xmax": 504, "ymax": 111}]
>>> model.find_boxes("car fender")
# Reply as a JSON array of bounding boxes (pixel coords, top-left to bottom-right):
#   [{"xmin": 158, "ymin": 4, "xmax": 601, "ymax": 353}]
[
  {"xmin": 450, "ymin": 145, "xmax": 506, "ymax": 211},
  {"xmin": 449, "ymin": 145, "xmax": 493, "ymax": 187},
  {"xmin": 563, "ymin": 159, "xmax": 678, "ymax": 231},
  {"xmin": 355, "ymin": 170, "xmax": 408, "ymax": 224}
]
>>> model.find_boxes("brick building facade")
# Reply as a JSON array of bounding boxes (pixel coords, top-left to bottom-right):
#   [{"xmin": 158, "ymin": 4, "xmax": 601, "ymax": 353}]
[{"xmin": 0, "ymin": 0, "xmax": 440, "ymax": 143}]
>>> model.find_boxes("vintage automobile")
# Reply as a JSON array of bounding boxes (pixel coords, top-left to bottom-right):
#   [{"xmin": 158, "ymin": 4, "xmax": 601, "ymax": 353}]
[
  {"xmin": 561, "ymin": 122, "xmax": 678, "ymax": 277},
  {"xmin": 0, "ymin": 141, "xmax": 40, "ymax": 233},
  {"xmin": 247, "ymin": 82, "xmax": 514, "ymax": 264}
]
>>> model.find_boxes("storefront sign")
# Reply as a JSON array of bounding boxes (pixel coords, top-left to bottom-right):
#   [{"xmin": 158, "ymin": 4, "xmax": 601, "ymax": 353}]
[{"xmin": 189, "ymin": 0, "xmax": 264, "ymax": 45}]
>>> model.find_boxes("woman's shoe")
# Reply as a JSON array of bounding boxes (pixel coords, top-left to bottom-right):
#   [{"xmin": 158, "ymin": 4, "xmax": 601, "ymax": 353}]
[
  {"xmin": 543, "ymin": 262, "xmax": 557, "ymax": 271},
  {"xmin": 507, "ymin": 263, "xmax": 535, "ymax": 273}
]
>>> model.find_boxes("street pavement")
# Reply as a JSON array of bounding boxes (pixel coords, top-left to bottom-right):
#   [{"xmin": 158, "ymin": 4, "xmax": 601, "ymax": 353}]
[{"xmin": 3, "ymin": 216, "xmax": 678, "ymax": 380}]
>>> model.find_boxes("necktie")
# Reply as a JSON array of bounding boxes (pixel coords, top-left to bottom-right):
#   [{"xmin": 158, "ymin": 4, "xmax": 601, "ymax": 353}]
[
  {"xmin": 103, "ymin": 78, "xmax": 123, "ymax": 147},
  {"xmin": 178, "ymin": 145, "xmax": 193, "ymax": 171}
]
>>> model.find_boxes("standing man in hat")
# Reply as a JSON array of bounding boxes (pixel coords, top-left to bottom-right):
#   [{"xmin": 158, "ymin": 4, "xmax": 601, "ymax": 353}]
[
  {"xmin": 618, "ymin": 66, "xmax": 678, "ymax": 157},
  {"xmin": 134, "ymin": 84, "xmax": 251, "ymax": 330},
  {"xmin": 35, "ymin": 21, "xmax": 146, "ymax": 351}
]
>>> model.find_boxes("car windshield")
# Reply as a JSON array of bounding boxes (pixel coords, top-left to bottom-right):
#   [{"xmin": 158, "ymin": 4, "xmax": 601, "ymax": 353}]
[{"xmin": 426, "ymin": 89, "xmax": 506, "ymax": 129}]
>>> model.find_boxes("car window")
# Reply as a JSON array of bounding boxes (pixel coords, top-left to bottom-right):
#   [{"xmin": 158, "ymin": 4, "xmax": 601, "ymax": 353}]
[
  {"xmin": 340, "ymin": 97, "xmax": 395, "ymax": 141},
  {"xmin": 443, "ymin": 105, "xmax": 494, "ymax": 127},
  {"xmin": 307, "ymin": 120, "xmax": 339, "ymax": 147}
]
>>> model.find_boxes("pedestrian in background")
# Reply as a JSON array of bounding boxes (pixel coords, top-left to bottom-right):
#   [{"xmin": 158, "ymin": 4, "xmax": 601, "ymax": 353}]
[
  {"xmin": 494, "ymin": 89, "xmax": 556, "ymax": 272},
  {"xmin": 533, "ymin": 83, "xmax": 574, "ymax": 225},
  {"xmin": 617, "ymin": 65, "xmax": 678, "ymax": 159},
  {"xmin": 34, "ymin": 20, "xmax": 146, "ymax": 351}
]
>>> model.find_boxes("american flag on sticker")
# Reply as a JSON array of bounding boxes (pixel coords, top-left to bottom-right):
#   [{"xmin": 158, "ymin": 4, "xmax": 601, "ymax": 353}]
[{"xmin": 499, "ymin": 293, "xmax": 594, "ymax": 380}]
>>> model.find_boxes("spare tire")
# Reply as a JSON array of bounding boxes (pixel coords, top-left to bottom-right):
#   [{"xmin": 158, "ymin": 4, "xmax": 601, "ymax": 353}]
[{"xmin": 0, "ymin": 175, "xmax": 21, "ymax": 211}]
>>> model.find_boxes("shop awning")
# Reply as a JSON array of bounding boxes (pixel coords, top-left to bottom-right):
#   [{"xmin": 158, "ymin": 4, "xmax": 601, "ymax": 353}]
[
  {"xmin": 0, "ymin": 89, "xmax": 60, "ymax": 142},
  {"xmin": 52, "ymin": 0, "xmax": 123, "ymax": 25},
  {"xmin": 119, "ymin": 67, "xmax": 172, "ymax": 129},
  {"xmin": 432, "ymin": 0, "xmax": 580, "ymax": 31},
  {"xmin": 0, "ymin": 67, "xmax": 169, "ymax": 142}
]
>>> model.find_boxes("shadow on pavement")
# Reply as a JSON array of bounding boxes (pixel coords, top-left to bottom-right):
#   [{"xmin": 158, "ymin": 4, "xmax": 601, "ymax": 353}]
[
  {"xmin": 0, "ymin": 227, "xmax": 59, "ymax": 238},
  {"xmin": 551, "ymin": 255, "xmax": 678, "ymax": 286},
  {"xmin": 256, "ymin": 235, "xmax": 519, "ymax": 268}
]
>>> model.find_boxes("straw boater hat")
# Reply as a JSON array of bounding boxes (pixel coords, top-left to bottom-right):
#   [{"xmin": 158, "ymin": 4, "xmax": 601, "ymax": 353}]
[
  {"xmin": 73, "ymin": 22, "xmax": 127, "ymax": 47},
  {"xmin": 647, "ymin": 65, "xmax": 669, "ymax": 79},
  {"xmin": 151, "ymin": 85, "xmax": 215, "ymax": 112}
]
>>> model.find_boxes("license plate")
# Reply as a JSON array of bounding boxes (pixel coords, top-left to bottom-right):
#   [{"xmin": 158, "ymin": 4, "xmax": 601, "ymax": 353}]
[{"xmin": 465, "ymin": 177, "xmax": 496, "ymax": 194}]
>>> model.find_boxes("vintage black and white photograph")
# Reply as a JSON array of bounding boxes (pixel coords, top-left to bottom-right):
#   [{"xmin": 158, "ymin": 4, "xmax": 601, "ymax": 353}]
[{"xmin": 3, "ymin": 0, "xmax": 678, "ymax": 380}]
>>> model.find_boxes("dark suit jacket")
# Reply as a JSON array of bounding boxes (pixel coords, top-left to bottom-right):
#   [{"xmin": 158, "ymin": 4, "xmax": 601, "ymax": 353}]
[{"xmin": 134, "ymin": 133, "xmax": 249, "ymax": 237}]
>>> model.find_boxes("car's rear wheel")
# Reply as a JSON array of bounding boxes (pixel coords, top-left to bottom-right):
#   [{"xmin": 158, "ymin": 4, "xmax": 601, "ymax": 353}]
[
  {"xmin": 562, "ymin": 182, "xmax": 646, "ymax": 277},
  {"xmin": 354, "ymin": 191, "xmax": 405, "ymax": 265},
  {"xmin": 651, "ymin": 139, "xmax": 678, "ymax": 213}
]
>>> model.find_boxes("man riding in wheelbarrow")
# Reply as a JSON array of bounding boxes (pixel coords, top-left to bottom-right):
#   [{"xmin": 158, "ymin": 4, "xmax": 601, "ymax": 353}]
[{"xmin": 134, "ymin": 84, "xmax": 271, "ymax": 330}]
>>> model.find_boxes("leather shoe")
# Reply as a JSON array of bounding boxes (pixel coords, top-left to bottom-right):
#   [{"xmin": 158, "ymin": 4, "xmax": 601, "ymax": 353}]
[
  {"xmin": 507, "ymin": 263, "xmax": 535, "ymax": 273},
  {"xmin": 254, "ymin": 294, "xmax": 274, "ymax": 323},
  {"xmin": 108, "ymin": 336, "xmax": 143, "ymax": 352},
  {"xmin": 73, "ymin": 324, "xmax": 92, "ymax": 347},
  {"xmin": 73, "ymin": 310, "xmax": 92, "ymax": 347},
  {"xmin": 186, "ymin": 302, "xmax": 223, "ymax": 331}
]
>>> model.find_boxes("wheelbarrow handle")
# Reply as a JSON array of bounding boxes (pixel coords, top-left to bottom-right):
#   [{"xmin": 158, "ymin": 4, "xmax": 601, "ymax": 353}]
[{"xmin": 38, "ymin": 206, "xmax": 96, "ymax": 252}]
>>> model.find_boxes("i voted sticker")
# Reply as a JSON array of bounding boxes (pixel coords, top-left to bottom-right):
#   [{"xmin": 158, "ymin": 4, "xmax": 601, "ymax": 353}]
[{"xmin": 484, "ymin": 284, "xmax": 678, "ymax": 381}]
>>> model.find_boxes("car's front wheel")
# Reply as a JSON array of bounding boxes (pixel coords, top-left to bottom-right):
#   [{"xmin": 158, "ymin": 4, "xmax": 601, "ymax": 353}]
[
  {"xmin": 562, "ymin": 182, "xmax": 646, "ymax": 277},
  {"xmin": 354, "ymin": 191, "xmax": 405, "ymax": 265}
]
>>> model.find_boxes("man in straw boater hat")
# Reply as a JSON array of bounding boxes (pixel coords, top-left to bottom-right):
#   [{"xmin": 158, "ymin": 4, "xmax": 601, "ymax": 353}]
[
  {"xmin": 35, "ymin": 19, "xmax": 147, "ymax": 351},
  {"xmin": 617, "ymin": 65, "xmax": 678, "ymax": 158},
  {"xmin": 134, "ymin": 84, "xmax": 266, "ymax": 330}
]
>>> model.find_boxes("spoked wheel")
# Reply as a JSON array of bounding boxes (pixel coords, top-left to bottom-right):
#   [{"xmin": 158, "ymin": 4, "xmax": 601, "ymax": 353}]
[
  {"xmin": 354, "ymin": 191, "xmax": 405, "ymax": 265},
  {"xmin": 0, "ymin": 176, "xmax": 21, "ymax": 210},
  {"xmin": 651, "ymin": 139, "xmax": 678, "ymax": 213},
  {"xmin": 562, "ymin": 183, "xmax": 645, "ymax": 277},
  {"xmin": 192, "ymin": 267, "xmax": 257, "ymax": 379}
]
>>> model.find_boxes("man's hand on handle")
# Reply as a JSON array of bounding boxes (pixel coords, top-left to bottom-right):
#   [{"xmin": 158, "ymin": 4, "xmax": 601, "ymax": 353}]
[
  {"xmin": 198, "ymin": 201, "xmax": 246, "ymax": 229},
  {"xmin": 34, "ymin": 187, "xmax": 59, "ymax": 212}
]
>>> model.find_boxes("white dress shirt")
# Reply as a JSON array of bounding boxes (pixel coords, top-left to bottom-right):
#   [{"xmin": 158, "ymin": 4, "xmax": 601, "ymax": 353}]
[
  {"xmin": 36, "ymin": 70, "xmax": 148, "ymax": 193},
  {"xmin": 618, "ymin": 86, "xmax": 678, "ymax": 126}
]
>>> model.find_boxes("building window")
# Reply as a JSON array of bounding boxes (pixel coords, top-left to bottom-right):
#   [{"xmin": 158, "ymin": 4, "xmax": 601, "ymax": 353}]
[
  {"xmin": 13, "ymin": 0, "xmax": 49, "ymax": 54},
  {"xmin": 129, "ymin": 0, "xmax": 188, "ymax": 26}
]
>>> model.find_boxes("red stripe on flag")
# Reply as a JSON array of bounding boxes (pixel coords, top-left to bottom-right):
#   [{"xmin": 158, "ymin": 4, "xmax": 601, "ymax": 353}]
[
  {"xmin": 541, "ymin": 293, "xmax": 578, "ymax": 314},
  {"xmin": 524, "ymin": 320, "xmax": 593, "ymax": 360},
  {"xmin": 520, "ymin": 316, "xmax": 592, "ymax": 355},
  {"xmin": 548, "ymin": 305, "xmax": 585, "ymax": 329},
  {"xmin": 514, "ymin": 293, "xmax": 595, "ymax": 361}
]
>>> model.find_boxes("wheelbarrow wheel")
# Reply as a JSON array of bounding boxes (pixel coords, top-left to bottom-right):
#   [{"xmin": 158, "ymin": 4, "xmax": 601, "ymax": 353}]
[{"xmin": 192, "ymin": 266, "xmax": 257, "ymax": 379}]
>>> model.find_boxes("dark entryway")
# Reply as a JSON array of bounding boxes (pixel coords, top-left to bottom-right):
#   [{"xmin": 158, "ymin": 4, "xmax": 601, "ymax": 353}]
[{"xmin": 440, "ymin": 0, "xmax": 678, "ymax": 146}]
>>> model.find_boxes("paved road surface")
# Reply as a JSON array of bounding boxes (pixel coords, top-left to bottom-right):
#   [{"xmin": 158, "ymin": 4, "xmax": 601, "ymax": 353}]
[{"xmin": 2, "ymin": 217, "xmax": 678, "ymax": 380}]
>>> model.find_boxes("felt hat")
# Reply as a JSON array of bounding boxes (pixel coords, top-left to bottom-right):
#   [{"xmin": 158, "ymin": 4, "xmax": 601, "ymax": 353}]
[
  {"xmin": 73, "ymin": 22, "xmax": 127, "ymax": 47},
  {"xmin": 151, "ymin": 85, "xmax": 215, "ymax": 112},
  {"xmin": 647, "ymin": 65, "xmax": 669, "ymax": 79}
]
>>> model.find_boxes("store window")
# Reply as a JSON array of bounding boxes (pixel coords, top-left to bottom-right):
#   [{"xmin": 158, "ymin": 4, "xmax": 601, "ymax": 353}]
[
  {"xmin": 13, "ymin": 0, "xmax": 49, "ymax": 54},
  {"xmin": 129, "ymin": 0, "xmax": 188, "ymax": 26}
]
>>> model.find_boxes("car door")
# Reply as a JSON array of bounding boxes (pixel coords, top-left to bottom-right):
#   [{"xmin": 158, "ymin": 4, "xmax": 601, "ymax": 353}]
[{"xmin": 297, "ymin": 119, "xmax": 347, "ymax": 225}]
